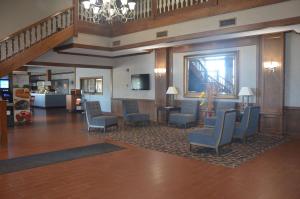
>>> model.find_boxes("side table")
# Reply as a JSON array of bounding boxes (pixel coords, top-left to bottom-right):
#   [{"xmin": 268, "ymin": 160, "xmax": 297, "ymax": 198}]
[{"xmin": 157, "ymin": 106, "xmax": 181, "ymax": 124}]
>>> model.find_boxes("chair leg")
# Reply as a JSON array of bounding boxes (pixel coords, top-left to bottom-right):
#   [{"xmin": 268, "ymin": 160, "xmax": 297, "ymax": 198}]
[{"xmin": 215, "ymin": 147, "xmax": 220, "ymax": 156}]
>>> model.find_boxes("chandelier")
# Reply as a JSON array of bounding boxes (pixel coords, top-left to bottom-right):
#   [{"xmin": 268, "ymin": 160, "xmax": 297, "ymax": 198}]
[{"xmin": 81, "ymin": 0, "xmax": 136, "ymax": 23}]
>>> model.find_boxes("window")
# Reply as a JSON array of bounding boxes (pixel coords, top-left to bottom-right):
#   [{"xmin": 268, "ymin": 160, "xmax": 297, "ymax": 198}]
[
  {"xmin": 80, "ymin": 77, "xmax": 103, "ymax": 95},
  {"xmin": 184, "ymin": 51, "xmax": 239, "ymax": 98}
]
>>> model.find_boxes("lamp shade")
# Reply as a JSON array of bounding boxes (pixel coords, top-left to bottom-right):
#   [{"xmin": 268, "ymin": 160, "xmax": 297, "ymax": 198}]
[
  {"xmin": 166, "ymin": 86, "xmax": 178, "ymax": 95},
  {"xmin": 238, "ymin": 87, "xmax": 253, "ymax": 96}
]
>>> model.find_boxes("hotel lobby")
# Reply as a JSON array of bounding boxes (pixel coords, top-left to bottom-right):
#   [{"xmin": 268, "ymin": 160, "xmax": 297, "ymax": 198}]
[{"xmin": 0, "ymin": 0, "xmax": 300, "ymax": 198}]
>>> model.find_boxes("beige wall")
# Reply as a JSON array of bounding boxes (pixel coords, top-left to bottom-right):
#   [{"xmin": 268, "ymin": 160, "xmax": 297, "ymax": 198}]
[
  {"xmin": 285, "ymin": 32, "xmax": 300, "ymax": 107},
  {"xmin": 75, "ymin": 68, "xmax": 112, "ymax": 112},
  {"xmin": 113, "ymin": 52, "xmax": 155, "ymax": 100},
  {"xmin": 0, "ymin": 0, "xmax": 72, "ymax": 39}
]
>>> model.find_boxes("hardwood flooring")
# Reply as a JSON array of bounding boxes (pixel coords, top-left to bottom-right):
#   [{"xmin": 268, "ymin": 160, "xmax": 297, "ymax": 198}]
[{"xmin": 0, "ymin": 108, "xmax": 299, "ymax": 199}]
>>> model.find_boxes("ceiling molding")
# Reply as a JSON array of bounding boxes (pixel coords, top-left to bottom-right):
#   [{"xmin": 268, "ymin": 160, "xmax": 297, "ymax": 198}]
[
  {"xmin": 59, "ymin": 51, "xmax": 153, "ymax": 59},
  {"xmin": 172, "ymin": 36, "xmax": 259, "ymax": 53},
  {"xmin": 26, "ymin": 61, "xmax": 113, "ymax": 69},
  {"xmin": 54, "ymin": 43, "xmax": 113, "ymax": 52},
  {"xmin": 54, "ymin": 44, "xmax": 153, "ymax": 58}
]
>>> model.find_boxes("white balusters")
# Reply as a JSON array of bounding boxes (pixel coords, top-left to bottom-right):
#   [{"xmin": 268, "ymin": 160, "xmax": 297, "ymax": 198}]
[
  {"xmin": 156, "ymin": 0, "xmax": 209, "ymax": 14},
  {"xmin": 36, "ymin": 25, "xmax": 41, "ymax": 42},
  {"xmin": 0, "ymin": 43, "xmax": 6, "ymax": 61},
  {"xmin": 30, "ymin": 27, "xmax": 36, "ymax": 45},
  {"xmin": 19, "ymin": 33, "xmax": 25, "ymax": 51},
  {"xmin": 6, "ymin": 39, "xmax": 13, "ymax": 57},
  {"xmin": 13, "ymin": 36, "xmax": 19, "ymax": 54},
  {"xmin": 0, "ymin": 8, "xmax": 73, "ymax": 63}
]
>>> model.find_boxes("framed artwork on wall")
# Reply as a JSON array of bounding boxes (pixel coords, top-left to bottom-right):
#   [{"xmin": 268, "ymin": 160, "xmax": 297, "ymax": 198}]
[
  {"xmin": 80, "ymin": 77, "xmax": 103, "ymax": 95},
  {"xmin": 184, "ymin": 51, "xmax": 239, "ymax": 99}
]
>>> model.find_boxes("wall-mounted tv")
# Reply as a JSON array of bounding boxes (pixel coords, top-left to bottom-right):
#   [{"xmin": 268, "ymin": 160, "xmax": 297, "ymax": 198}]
[
  {"xmin": 0, "ymin": 79, "xmax": 9, "ymax": 89},
  {"xmin": 131, "ymin": 74, "xmax": 150, "ymax": 90}
]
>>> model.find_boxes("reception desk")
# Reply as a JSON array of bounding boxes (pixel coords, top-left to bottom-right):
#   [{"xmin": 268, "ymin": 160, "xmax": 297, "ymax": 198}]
[{"xmin": 31, "ymin": 93, "xmax": 66, "ymax": 108}]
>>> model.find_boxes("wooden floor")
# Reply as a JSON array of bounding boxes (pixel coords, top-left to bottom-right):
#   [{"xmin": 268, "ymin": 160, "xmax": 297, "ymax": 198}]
[{"xmin": 0, "ymin": 108, "xmax": 300, "ymax": 199}]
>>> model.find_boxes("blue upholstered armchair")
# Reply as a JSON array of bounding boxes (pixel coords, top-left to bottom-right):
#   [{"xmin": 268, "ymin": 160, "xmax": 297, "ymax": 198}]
[
  {"xmin": 234, "ymin": 106, "xmax": 260, "ymax": 142},
  {"xmin": 168, "ymin": 100, "xmax": 199, "ymax": 128},
  {"xmin": 122, "ymin": 100, "xmax": 150, "ymax": 125},
  {"xmin": 188, "ymin": 110, "xmax": 237, "ymax": 155},
  {"xmin": 84, "ymin": 101, "xmax": 118, "ymax": 132},
  {"xmin": 204, "ymin": 101, "xmax": 236, "ymax": 127}
]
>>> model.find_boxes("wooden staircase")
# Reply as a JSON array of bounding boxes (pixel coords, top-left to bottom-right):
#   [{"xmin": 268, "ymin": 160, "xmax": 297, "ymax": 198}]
[{"xmin": 0, "ymin": 7, "xmax": 75, "ymax": 77}]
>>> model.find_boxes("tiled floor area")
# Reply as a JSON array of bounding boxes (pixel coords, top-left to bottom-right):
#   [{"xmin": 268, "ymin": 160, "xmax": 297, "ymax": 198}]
[{"xmin": 0, "ymin": 108, "xmax": 299, "ymax": 199}]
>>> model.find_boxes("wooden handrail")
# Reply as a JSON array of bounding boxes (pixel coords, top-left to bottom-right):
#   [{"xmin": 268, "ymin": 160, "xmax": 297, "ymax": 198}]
[{"xmin": 0, "ymin": 6, "xmax": 74, "ymax": 43}]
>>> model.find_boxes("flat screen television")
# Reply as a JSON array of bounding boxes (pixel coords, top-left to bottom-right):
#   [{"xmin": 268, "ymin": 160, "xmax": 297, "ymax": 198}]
[
  {"xmin": 0, "ymin": 79, "xmax": 9, "ymax": 89},
  {"xmin": 131, "ymin": 74, "xmax": 150, "ymax": 90}
]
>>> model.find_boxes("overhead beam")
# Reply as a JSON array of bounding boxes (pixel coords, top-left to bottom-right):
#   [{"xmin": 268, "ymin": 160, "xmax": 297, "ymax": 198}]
[{"xmin": 26, "ymin": 61, "xmax": 113, "ymax": 69}]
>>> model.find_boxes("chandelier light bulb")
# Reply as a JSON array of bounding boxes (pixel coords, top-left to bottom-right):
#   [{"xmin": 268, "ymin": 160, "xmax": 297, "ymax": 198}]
[
  {"xmin": 128, "ymin": 2, "xmax": 136, "ymax": 10},
  {"xmin": 121, "ymin": 7, "xmax": 129, "ymax": 14},
  {"xmin": 120, "ymin": 0, "xmax": 128, "ymax": 5},
  {"xmin": 109, "ymin": 8, "xmax": 115, "ymax": 16},
  {"xmin": 103, "ymin": 0, "xmax": 110, "ymax": 4},
  {"xmin": 93, "ymin": 6, "xmax": 100, "ymax": 14},
  {"xmin": 82, "ymin": 1, "xmax": 91, "ymax": 9},
  {"xmin": 90, "ymin": 0, "xmax": 97, "ymax": 4}
]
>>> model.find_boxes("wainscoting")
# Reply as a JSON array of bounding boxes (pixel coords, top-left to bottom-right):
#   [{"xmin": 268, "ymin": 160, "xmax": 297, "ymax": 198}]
[
  {"xmin": 111, "ymin": 98, "xmax": 156, "ymax": 121},
  {"xmin": 284, "ymin": 106, "xmax": 300, "ymax": 136}
]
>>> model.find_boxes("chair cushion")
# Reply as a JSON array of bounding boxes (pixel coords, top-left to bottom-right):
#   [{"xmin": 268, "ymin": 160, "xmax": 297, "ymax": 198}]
[
  {"xmin": 126, "ymin": 113, "xmax": 149, "ymax": 122},
  {"xmin": 204, "ymin": 117, "xmax": 217, "ymax": 127},
  {"xmin": 86, "ymin": 101, "xmax": 102, "ymax": 117},
  {"xmin": 92, "ymin": 115, "xmax": 118, "ymax": 126},
  {"xmin": 188, "ymin": 128, "xmax": 217, "ymax": 146},
  {"xmin": 233, "ymin": 126, "xmax": 244, "ymax": 139},
  {"xmin": 169, "ymin": 113, "xmax": 195, "ymax": 125}
]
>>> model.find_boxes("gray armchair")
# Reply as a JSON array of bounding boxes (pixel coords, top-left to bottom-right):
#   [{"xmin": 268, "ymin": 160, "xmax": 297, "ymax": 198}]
[
  {"xmin": 85, "ymin": 101, "xmax": 118, "ymax": 132},
  {"xmin": 168, "ymin": 100, "xmax": 199, "ymax": 128},
  {"xmin": 188, "ymin": 110, "xmax": 237, "ymax": 155},
  {"xmin": 122, "ymin": 100, "xmax": 150, "ymax": 125},
  {"xmin": 204, "ymin": 101, "xmax": 236, "ymax": 127},
  {"xmin": 234, "ymin": 106, "xmax": 260, "ymax": 143}
]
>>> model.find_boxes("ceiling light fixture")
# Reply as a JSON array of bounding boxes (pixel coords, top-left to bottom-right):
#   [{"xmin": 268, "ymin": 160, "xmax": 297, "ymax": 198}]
[{"xmin": 81, "ymin": 0, "xmax": 136, "ymax": 24}]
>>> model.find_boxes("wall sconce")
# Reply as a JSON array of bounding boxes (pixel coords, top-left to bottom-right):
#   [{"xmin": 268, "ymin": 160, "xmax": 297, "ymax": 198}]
[
  {"xmin": 154, "ymin": 68, "xmax": 166, "ymax": 76},
  {"xmin": 264, "ymin": 61, "xmax": 280, "ymax": 72}
]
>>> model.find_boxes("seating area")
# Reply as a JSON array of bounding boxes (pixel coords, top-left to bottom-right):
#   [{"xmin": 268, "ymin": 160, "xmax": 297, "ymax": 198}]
[{"xmin": 83, "ymin": 97, "xmax": 262, "ymax": 157}]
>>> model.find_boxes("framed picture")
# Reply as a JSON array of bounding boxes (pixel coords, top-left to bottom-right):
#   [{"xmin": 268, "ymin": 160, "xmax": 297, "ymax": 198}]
[
  {"xmin": 184, "ymin": 51, "xmax": 239, "ymax": 99},
  {"xmin": 80, "ymin": 77, "xmax": 103, "ymax": 95}
]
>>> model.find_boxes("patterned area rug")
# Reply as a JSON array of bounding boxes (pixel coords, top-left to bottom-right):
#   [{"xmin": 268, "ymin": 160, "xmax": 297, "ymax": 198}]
[{"xmin": 105, "ymin": 124, "xmax": 287, "ymax": 168}]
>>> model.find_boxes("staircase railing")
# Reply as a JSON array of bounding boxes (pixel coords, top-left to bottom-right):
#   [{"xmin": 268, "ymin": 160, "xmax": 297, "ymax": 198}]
[
  {"xmin": 0, "ymin": 7, "xmax": 74, "ymax": 63},
  {"xmin": 78, "ymin": 0, "xmax": 212, "ymax": 24},
  {"xmin": 192, "ymin": 59, "xmax": 234, "ymax": 94},
  {"xmin": 156, "ymin": 0, "xmax": 209, "ymax": 15}
]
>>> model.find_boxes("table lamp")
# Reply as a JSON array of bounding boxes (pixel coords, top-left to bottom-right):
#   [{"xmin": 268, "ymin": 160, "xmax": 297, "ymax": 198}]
[
  {"xmin": 166, "ymin": 86, "xmax": 178, "ymax": 107},
  {"xmin": 238, "ymin": 87, "xmax": 253, "ymax": 110}
]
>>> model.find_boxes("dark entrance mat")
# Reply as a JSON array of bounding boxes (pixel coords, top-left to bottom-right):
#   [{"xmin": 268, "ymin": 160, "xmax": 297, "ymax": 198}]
[{"xmin": 0, "ymin": 143, "xmax": 124, "ymax": 174}]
